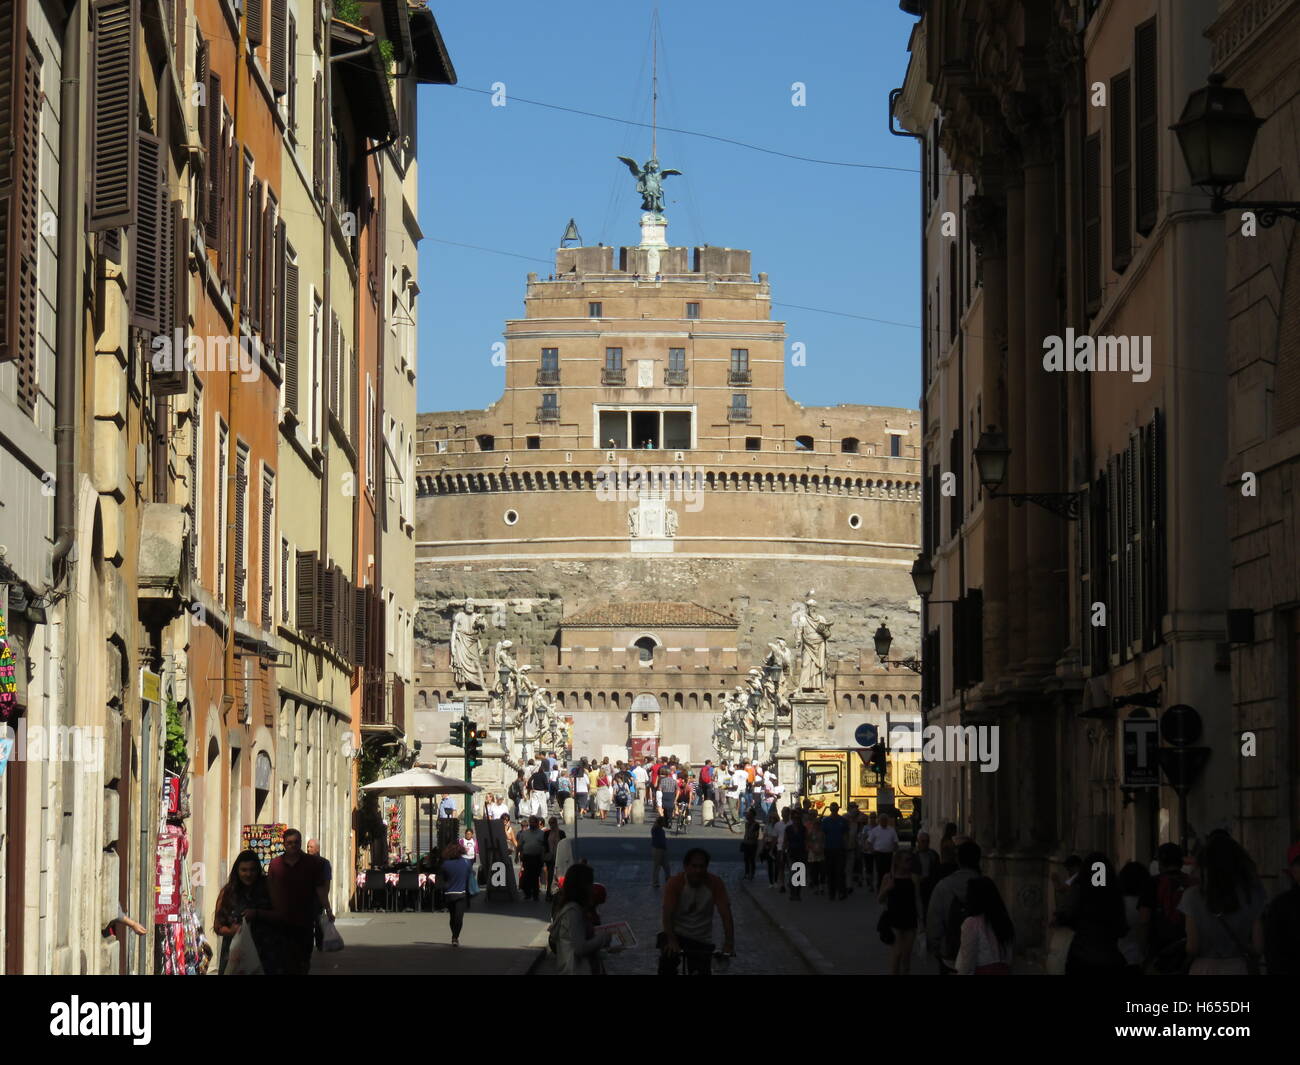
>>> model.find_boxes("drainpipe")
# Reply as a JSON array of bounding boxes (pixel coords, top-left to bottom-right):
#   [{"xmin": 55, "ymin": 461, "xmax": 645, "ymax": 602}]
[{"xmin": 51, "ymin": 0, "xmax": 84, "ymax": 573}]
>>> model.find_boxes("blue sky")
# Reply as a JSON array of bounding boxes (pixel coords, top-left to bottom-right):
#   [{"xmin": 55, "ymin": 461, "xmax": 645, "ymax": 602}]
[{"xmin": 414, "ymin": 0, "xmax": 922, "ymax": 414}]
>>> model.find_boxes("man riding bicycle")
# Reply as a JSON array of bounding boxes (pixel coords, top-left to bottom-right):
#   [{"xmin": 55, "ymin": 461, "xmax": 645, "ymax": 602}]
[
  {"xmin": 658, "ymin": 847, "xmax": 735, "ymax": 975},
  {"xmin": 675, "ymin": 773, "xmax": 692, "ymax": 828}
]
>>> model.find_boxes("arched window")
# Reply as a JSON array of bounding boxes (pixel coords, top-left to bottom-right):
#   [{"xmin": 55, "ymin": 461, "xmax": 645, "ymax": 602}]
[
  {"xmin": 795, "ymin": 435, "xmax": 814, "ymax": 451},
  {"xmin": 634, "ymin": 636, "xmax": 656, "ymax": 663},
  {"xmin": 841, "ymin": 437, "xmax": 859, "ymax": 454}
]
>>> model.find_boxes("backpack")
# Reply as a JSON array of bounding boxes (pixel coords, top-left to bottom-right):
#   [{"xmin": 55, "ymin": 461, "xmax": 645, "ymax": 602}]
[
  {"xmin": 556, "ymin": 775, "xmax": 571, "ymax": 794},
  {"xmin": 508, "ymin": 780, "xmax": 524, "ymax": 801},
  {"xmin": 701, "ymin": 766, "xmax": 713, "ymax": 785},
  {"xmin": 943, "ymin": 892, "xmax": 970, "ymax": 962},
  {"xmin": 615, "ymin": 784, "xmax": 630, "ymax": 806}
]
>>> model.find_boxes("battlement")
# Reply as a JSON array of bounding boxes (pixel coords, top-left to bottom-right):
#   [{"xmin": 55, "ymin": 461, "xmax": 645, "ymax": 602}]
[{"xmin": 547, "ymin": 244, "xmax": 755, "ymax": 282}]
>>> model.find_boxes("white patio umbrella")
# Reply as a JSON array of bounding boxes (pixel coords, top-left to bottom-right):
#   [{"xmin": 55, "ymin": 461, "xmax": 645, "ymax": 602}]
[{"xmin": 360, "ymin": 768, "xmax": 483, "ymax": 865}]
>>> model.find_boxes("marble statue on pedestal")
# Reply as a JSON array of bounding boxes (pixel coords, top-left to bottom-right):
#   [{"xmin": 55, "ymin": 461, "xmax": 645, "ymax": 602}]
[
  {"xmin": 796, "ymin": 595, "xmax": 832, "ymax": 692},
  {"xmin": 451, "ymin": 599, "xmax": 488, "ymax": 690}
]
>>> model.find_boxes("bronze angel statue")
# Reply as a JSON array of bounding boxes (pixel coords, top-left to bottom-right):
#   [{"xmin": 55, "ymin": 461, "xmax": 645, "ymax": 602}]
[{"xmin": 617, "ymin": 156, "xmax": 682, "ymax": 214}]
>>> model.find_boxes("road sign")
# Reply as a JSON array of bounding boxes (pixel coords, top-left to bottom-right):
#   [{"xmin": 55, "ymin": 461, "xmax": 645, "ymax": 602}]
[
  {"xmin": 1122, "ymin": 711, "xmax": 1159, "ymax": 787},
  {"xmin": 1158, "ymin": 745, "xmax": 1211, "ymax": 793},
  {"xmin": 1160, "ymin": 704, "xmax": 1203, "ymax": 747},
  {"xmin": 437, "ymin": 702, "xmax": 465, "ymax": 713},
  {"xmin": 855, "ymin": 723, "xmax": 878, "ymax": 748}
]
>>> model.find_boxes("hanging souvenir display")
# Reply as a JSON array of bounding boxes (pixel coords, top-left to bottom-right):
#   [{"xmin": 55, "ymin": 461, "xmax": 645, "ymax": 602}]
[
  {"xmin": 241, "ymin": 823, "xmax": 288, "ymax": 871},
  {"xmin": 0, "ymin": 606, "xmax": 18, "ymax": 722}
]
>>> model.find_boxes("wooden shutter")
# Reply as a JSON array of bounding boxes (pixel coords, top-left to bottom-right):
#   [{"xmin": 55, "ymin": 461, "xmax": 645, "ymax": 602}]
[
  {"xmin": 205, "ymin": 74, "xmax": 221, "ymax": 245},
  {"xmin": 246, "ymin": 0, "xmax": 263, "ymax": 48},
  {"xmin": 2, "ymin": 28, "xmax": 40, "ymax": 413},
  {"xmin": 1144, "ymin": 411, "xmax": 1164, "ymax": 649},
  {"xmin": 313, "ymin": 0, "xmax": 322, "ymax": 52},
  {"xmin": 89, "ymin": 0, "xmax": 138, "ymax": 231},
  {"xmin": 188, "ymin": 400, "xmax": 201, "ymax": 578},
  {"xmin": 312, "ymin": 73, "xmax": 324, "ymax": 200},
  {"xmin": 225, "ymin": 128, "xmax": 238, "ymax": 289},
  {"xmin": 195, "ymin": 38, "xmax": 209, "ymax": 234},
  {"xmin": 962, "ymin": 589, "xmax": 983, "ymax": 686},
  {"xmin": 234, "ymin": 447, "xmax": 248, "ymax": 616},
  {"xmin": 153, "ymin": 201, "xmax": 190, "ymax": 396},
  {"xmin": 286, "ymin": 16, "xmax": 297, "ymax": 135},
  {"xmin": 1106, "ymin": 454, "xmax": 1121, "ymax": 662},
  {"xmin": 280, "ymin": 539, "xmax": 290, "ymax": 624},
  {"xmin": 261, "ymin": 195, "xmax": 276, "ymax": 351},
  {"xmin": 1134, "ymin": 18, "xmax": 1158, "ymax": 235},
  {"xmin": 273, "ymin": 218, "xmax": 285, "ymax": 363},
  {"xmin": 270, "ymin": 0, "xmax": 287, "ymax": 95},
  {"xmin": 349, "ymin": 341, "xmax": 358, "ymax": 444},
  {"xmin": 131, "ymin": 131, "xmax": 164, "ymax": 332},
  {"xmin": 1110, "ymin": 70, "xmax": 1132, "ymax": 270},
  {"xmin": 353, "ymin": 585, "xmax": 368, "ymax": 667},
  {"xmin": 249, "ymin": 178, "xmax": 263, "ymax": 330},
  {"xmin": 1078, "ymin": 483, "xmax": 1092, "ymax": 671},
  {"xmin": 1083, "ymin": 132, "xmax": 1101, "ymax": 314},
  {"xmin": 1127, "ymin": 433, "xmax": 1142, "ymax": 658},
  {"xmin": 283, "ymin": 249, "xmax": 299, "ymax": 414},
  {"xmin": 238, "ymin": 154, "xmax": 250, "ymax": 309},
  {"xmin": 295, "ymin": 550, "xmax": 318, "ymax": 637},
  {"xmin": 261, "ymin": 470, "xmax": 274, "ymax": 629},
  {"xmin": 320, "ymin": 562, "xmax": 338, "ymax": 649}
]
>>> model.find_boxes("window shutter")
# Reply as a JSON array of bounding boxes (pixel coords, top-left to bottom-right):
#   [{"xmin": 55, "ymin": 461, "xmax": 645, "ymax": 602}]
[
  {"xmin": 238, "ymin": 154, "xmax": 250, "ymax": 310},
  {"xmin": 260, "ymin": 194, "xmax": 275, "ymax": 349},
  {"xmin": 963, "ymin": 589, "xmax": 983, "ymax": 685},
  {"xmin": 313, "ymin": 0, "xmax": 322, "ymax": 52},
  {"xmin": 295, "ymin": 550, "xmax": 318, "ymax": 637},
  {"xmin": 312, "ymin": 74, "xmax": 324, "ymax": 200},
  {"xmin": 261, "ymin": 470, "xmax": 274, "ymax": 629},
  {"xmin": 188, "ymin": 400, "xmax": 201, "ymax": 578},
  {"xmin": 320, "ymin": 562, "xmax": 337, "ymax": 649},
  {"xmin": 1083, "ymin": 132, "xmax": 1101, "ymax": 314},
  {"xmin": 280, "ymin": 538, "xmax": 290, "ymax": 624},
  {"xmin": 131, "ymin": 131, "xmax": 165, "ymax": 332},
  {"xmin": 283, "ymin": 251, "xmax": 299, "ymax": 414},
  {"xmin": 354, "ymin": 585, "xmax": 368, "ymax": 667},
  {"xmin": 89, "ymin": 0, "xmax": 138, "ymax": 231},
  {"xmin": 286, "ymin": 16, "xmax": 297, "ymax": 135},
  {"xmin": 270, "ymin": 0, "xmax": 288, "ymax": 95},
  {"xmin": 249, "ymin": 178, "xmax": 263, "ymax": 331},
  {"xmin": 1145, "ymin": 411, "xmax": 1164, "ymax": 648},
  {"xmin": 234, "ymin": 447, "xmax": 248, "ymax": 616},
  {"xmin": 205, "ymin": 75, "xmax": 221, "ymax": 246},
  {"xmin": 195, "ymin": 39, "xmax": 209, "ymax": 233},
  {"xmin": 2, "ymin": 30, "xmax": 41, "ymax": 419},
  {"xmin": 349, "ymin": 341, "xmax": 358, "ymax": 444},
  {"xmin": 153, "ymin": 201, "xmax": 190, "ymax": 396},
  {"xmin": 246, "ymin": 0, "xmax": 263, "ymax": 48},
  {"xmin": 1106, "ymin": 454, "xmax": 1120, "ymax": 662},
  {"xmin": 273, "ymin": 217, "xmax": 285, "ymax": 362},
  {"xmin": 1134, "ymin": 18, "xmax": 1158, "ymax": 235},
  {"xmin": 1110, "ymin": 71, "xmax": 1132, "ymax": 270},
  {"xmin": 1091, "ymin": 470, "xmax": 1108, "ymax": 668},
  {"xmin": 225, "ymin": 130, "xmax": 238, "ymax": 289},
  {"xmin": 1078, "ymin": 483, "xmax": 1092, "ymax": 671}
]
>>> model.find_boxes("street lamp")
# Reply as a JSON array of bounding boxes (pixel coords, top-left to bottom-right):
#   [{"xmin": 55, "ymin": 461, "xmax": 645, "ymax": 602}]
[
  {"xmin": 747, "ymin": 685, "xmax": 762, "ymax": 763},
  {"xmin": 1172, "ymin": 74, "xmax": 1299, "ymax": 225},
  {"xmin": 973, "ymin": 426, "xmax": 1081, "ymax": 520},
  {"xmin": 874, "ymin": 621, "xmax": 922, "ymax": 674}
]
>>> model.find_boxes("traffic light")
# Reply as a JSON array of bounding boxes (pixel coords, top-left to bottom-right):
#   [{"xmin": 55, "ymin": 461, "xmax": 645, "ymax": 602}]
[
  {"xmin": 466, "ymin": 728, "xmax": 486, "ymax": 769},
  {"xmin": 449, "ymin": 719, "xmax": 464, "ymax": 748},
  {"xmin": 870, "ymin": 742, "xmax": 887, "ymax": 784}
]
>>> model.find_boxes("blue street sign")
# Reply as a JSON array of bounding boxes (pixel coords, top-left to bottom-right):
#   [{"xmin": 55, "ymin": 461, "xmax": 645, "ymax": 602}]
[{"xmin": 855, "ymin": 723, "xmax": 878, "ymax": 748}]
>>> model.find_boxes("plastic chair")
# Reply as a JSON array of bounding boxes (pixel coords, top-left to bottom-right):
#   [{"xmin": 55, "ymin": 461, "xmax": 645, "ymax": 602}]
[
  {"xmin": 363, "ymin": 869, "xmax": 389, "ymax": 912},
  {"xmin": 395, "ymin": 870, "xmax": 421, "ymax": 912}
]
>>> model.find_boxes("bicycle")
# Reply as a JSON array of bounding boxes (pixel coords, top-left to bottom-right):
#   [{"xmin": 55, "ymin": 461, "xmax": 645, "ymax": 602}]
[
  {"xmin": 666, "ymin": 945, "xmax": 734, "ymax": 975},
  {"xmin": 673, "ymin": 800, "xmax": 691, "ymax": 835}
]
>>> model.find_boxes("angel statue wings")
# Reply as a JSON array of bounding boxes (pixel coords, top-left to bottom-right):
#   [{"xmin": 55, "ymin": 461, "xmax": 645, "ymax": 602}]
[{"xmin": 617, "ymin": 156, "xmax": 682, "ymax": 214}]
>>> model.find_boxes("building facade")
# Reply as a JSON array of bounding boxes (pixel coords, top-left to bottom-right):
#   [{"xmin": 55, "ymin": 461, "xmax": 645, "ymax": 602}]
[
  {"xmin": 896, "ymin": 0, "xmax": 1245, "ymax": 950},
  {"xmin": 0, "ymin": 0, "xmax": 452, "ymax": 973},
  {"xmin": 415, "ymin": 217, "xmax": 922, "ymax": 793}
]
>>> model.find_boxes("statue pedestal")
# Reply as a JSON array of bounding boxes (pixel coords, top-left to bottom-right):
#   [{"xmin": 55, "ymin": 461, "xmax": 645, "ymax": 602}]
[
  {"xmin": 788, "ymin": 692, "xmax": 831, "ymax": 809},
  {"xmin": 639, "ymin": 212, "xmax": 667, "ymax": 248}
]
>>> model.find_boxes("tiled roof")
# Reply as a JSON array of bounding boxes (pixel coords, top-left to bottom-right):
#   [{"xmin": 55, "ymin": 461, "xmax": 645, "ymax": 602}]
[{"xmin": 561, "ymin": 602, "xmax": 737, "ymax": 629}]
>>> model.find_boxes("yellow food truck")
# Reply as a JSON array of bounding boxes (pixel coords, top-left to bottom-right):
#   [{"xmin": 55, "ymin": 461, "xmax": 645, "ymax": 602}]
[{"xmin": 796, "ymin": 747, "xmax": 923, "ymax": 834}]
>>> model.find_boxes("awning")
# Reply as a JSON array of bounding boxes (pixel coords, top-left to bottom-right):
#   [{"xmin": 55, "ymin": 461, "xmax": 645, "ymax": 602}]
[{"xmin": 360, "ymin": 766, "xmax": 482, "ymax": 796}]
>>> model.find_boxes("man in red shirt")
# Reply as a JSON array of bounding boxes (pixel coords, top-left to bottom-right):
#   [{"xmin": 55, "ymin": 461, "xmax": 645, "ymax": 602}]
[{"xmin": 259, "ymin": 828, "xmax": 330, "ymax": 974}]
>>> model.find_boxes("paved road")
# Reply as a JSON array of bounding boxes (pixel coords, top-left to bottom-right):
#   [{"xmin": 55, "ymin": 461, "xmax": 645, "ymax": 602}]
[{"xmin": 538, "ymin": 818, "xmax": 810, "ymax": 975}]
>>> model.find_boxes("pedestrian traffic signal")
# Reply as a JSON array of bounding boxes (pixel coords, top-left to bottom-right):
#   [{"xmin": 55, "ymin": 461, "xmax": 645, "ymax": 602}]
[
  {"xmin": 466, "ymin": 729, "xmax": 486, "ymax": 769},
  {"xmin": 449, "ymin": 720, "xmax": 465, "ymax": 748}
]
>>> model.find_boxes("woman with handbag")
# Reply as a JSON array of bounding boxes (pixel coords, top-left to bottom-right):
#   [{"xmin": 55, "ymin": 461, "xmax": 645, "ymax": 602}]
[
  {"xmin": 439, "ymin": 840, "xmax": 477, "ymax": 947},
  {"xmin": 877, "ymin": 851, "xmax": 922, "ymax": 975},
  {"xmin": 213, "ymin": 850, "xmax": 282, "ymax": 975},
  {"xmin": 1179, "ymin": 830, "xmax": 1267, "ymax": 975},
  {"xmin": 954, "ymin": 876, "xmax": 1015, "ymax": 974}
]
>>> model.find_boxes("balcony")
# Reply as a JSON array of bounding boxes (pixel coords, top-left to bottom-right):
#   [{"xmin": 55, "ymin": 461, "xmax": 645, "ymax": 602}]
[
  {"xmin": 728, "ymin": 406, "xmax": 751, "ymax": 422},
  {"xmin": 601, "ymin": 368, "xmax": 627, "ymax": 386},
  {"xmin": 728, "ymin": 369, "xmax": 752, "ymax": 386},
  {"xmin": 536, "ymin": 369, "xmax": 560, "ymax": 386},
  {"xmin": 664, "ymin": 369, "xmax": 689, "ymax": 386},
  {"xmin": 537, "ymin": 405, "xmax": 560, "ymax": 422},
  {"xmin": 361, "ymin": 672, "xmax": 406, "ymax": 736}
]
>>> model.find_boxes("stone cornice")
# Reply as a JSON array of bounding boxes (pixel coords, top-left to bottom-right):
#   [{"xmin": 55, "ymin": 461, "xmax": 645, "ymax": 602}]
[{"xmin": 1208, "ymin": 0, "xmax": 1296, "ymax": 69}]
